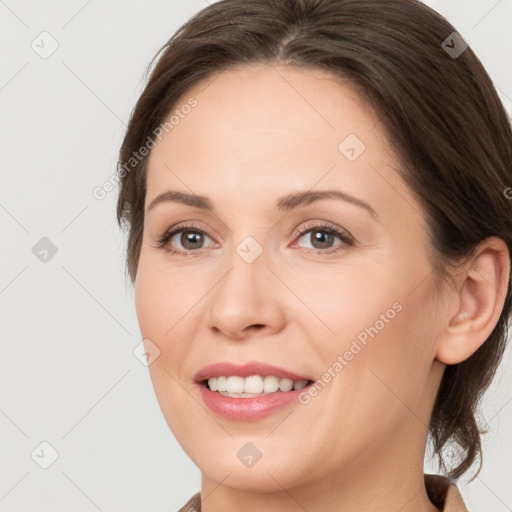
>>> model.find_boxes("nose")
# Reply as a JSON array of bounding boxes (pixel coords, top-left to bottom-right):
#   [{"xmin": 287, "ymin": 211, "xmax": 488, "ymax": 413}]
[{"xmin": 205, "ymin": 242, "xmax": 286, "ymax": 340}]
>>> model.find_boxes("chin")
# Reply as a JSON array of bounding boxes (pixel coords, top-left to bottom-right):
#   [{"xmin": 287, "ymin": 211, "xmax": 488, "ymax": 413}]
[{"xmin": 189, "ymin": 445, "xmax": 312, "ymax": 492}]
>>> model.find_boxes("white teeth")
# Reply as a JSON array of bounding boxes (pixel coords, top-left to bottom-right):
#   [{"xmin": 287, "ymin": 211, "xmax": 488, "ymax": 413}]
[
  {"xmin": 244, "ymin": 375, "xmax": 263, "ymax": 393},
  {"xmin": 206, "ymin": 375, "xmax": 310, "ymax": 395},
  {"xmin": 226, "ymin": 376, "xmax": 244, "ymax": 393},
  {"xmin": 263, "ymin": 376, "xmax": 279, "ymax": 393},
  {"xmin": 279, "ymin": 378, "xmax": 294, "ymax": 392},
  {"xmin": 217, "ymin": 376, "xmax": 227, "ymax": 392},
  {"xmin": 293, "ymin": 380, "xmax": 309, "ymax": 390},
  {"xmin": 209, "ymin": 377, "xmax": 218, "ymax": 391}
]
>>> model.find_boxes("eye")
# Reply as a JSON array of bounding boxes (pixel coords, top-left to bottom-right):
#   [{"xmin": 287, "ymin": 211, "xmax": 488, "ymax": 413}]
[
  {"xmin": 291, "ymin": 221, "xmax": 354, "ymax": 254},
  {"xmin": 155, "ymin": 222, "xmax": 216, "ymax": 255},
  {"xmin": 154, "ymin": 220, "xmax": 354, "ymax": 256}
]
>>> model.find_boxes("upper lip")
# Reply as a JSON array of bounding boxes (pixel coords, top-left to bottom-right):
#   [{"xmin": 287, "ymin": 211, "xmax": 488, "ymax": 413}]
[{"xmin": 194, "ymin": 361, "xmax": 313, "ymax": 383}]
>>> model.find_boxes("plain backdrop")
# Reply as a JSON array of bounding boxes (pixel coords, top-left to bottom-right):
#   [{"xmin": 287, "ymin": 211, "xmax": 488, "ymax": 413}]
[{"xmin": 1, "ymin": 0, "xmax": 511, "ymax": 510}]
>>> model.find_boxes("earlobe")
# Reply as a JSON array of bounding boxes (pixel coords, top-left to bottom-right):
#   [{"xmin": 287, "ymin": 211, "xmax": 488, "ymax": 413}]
[{"xmin": 436, "ymin": 237, "xmax": 510, "ymax": 365}]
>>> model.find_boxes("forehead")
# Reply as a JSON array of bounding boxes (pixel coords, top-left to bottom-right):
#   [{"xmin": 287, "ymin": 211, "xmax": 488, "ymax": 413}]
[
  {"xmin": 144, "ymin": 65, "xmax": 421, "ymax": 229},
  {"xmin": 154, "ymin": 66, "xmax": 379, "ymax": 150},
  {"xmin": 147, "ymin": 65, "xmax": 391, "ymax": 177}
]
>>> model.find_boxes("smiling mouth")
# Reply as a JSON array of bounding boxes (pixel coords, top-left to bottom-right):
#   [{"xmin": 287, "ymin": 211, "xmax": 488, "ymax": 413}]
[{"xmin": 202, "ymin": 375, "xmax": 314, "ymax": 398}]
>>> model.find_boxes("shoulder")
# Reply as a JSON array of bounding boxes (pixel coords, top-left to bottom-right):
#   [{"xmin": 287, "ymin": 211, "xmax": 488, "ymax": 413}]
[
  {"xmin": 178, "ymin": 479, "xmax": 469, "ymax": 512},
  {"xmin": 177, "ymin": 491, "xmax": 201, "ymax": 512}
]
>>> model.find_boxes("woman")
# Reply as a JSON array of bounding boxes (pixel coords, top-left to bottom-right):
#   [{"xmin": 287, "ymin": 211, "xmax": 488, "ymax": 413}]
[{"xmin": 116, "ymin": 0, "xmax": 512, "ymax": 510}]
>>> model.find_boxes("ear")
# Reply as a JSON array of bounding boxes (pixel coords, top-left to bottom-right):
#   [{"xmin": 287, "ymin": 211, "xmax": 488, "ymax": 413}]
[{"xmin": 436, "ymin": 236, "xmax": 510, "ymax": 365}]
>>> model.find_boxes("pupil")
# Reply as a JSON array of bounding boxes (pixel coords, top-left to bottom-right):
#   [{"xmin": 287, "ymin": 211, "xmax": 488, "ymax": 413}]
[
  {"xmin": 312, "ymin": 230, "xmax": 333, "ymax": 249},
  {"xmin": 182, "ymin": 231, "xmax": 203, "ymax": 249}
]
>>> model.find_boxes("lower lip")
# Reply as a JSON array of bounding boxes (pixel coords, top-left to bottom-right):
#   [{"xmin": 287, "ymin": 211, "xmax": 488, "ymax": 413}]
[{"xmin": 197, "ymin": 383, "xmax": 309, "ymax": 421}]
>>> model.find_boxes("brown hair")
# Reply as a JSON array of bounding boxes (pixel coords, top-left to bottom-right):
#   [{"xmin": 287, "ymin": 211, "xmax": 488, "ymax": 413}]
[{"xmin": 117, "ymin": 0, "xmax": 512, "ymax": 481}]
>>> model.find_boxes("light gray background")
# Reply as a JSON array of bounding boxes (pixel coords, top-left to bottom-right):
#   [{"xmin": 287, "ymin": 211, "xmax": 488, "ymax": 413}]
[{"xmin": 1, "ymin": 0, "xmax": 511, "ymax": 510}]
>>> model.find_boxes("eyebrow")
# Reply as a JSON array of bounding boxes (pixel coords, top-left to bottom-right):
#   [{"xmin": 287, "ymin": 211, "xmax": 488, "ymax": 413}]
[{"xmin": 145, "ymin": 189, "xmax": 377, "ymax": 218}]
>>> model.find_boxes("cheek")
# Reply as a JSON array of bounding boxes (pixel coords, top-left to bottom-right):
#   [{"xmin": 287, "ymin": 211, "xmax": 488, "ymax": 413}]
[
  {"xmin": 304, "ymin": 261, "xmax": 438, "ymax": 417},
  {"xmin": 134, "ymin": 265, "xmax": 203, "ymax": 441},
  {"xmin": 286, "ymin": 263, "xmax": 403, "ymax": 354},
  {"xmin": 341, "ymin": 279, "xmax": 439, "ymax": 427},
  {"xmin": 135, "ymin": 255, "xmax": 205, "ymax": 342},
  {"xmin": 134, "ymin": 258, "xmax": 207, "ymax": 419}
]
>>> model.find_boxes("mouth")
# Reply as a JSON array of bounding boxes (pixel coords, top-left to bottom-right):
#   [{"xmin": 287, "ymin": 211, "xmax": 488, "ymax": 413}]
[
  {"xmin": 200, "ymin": 375, "xmax": 315, "ymax": 398},
  {"xmin": 194, "ymin": 361, "xmax": 315, "ymax": 401}
]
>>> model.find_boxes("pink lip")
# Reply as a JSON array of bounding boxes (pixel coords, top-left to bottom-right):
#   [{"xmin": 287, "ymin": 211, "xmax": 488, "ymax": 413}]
[
  {"xmin": 193, "ymin": 361, "xmax": 314, "ymax": 421},
  {"xmin": 197, "ymin": 384, "xmax": 310, "ymax": 421},
  {"xmin": 193, "ymin": 361, "xmax": 313, "ymax": 383}
]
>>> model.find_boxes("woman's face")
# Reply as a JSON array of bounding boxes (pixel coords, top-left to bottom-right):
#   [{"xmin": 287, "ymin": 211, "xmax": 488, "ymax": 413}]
[{"xmin": 135, "ymin": 65, "xmax": 447, "ymax": 492}]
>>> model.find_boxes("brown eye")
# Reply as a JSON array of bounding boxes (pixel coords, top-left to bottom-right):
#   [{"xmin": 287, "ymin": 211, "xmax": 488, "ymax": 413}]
[
  {"xmin": 292, "ymin": 222, "xmax": 354, "ymax": 254},
  {"xmin": 156, "ymin": 223, "xmax": 216, "ymax": 255},
  {"xmin": 308, "ymin": 229, "xmax": 336, "ymax": 249},
  {"xmin": 179, "ymin": 230, "xmax": 205, "ymax": 250}
]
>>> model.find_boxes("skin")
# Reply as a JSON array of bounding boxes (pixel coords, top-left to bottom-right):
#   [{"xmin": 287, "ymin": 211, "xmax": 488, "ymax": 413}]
[{"xmin": 134, "ymin": 64, "xmax": 510, "ymax": 512}]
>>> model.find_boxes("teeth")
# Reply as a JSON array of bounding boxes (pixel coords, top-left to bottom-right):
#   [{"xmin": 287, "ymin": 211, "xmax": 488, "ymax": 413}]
[
  {"xmin": 263, "ymin": 376, "xmax": 279, "ymax": 393},
  {"xmin": 293, "ymin": 380, "xmax": 309, "ymax": 390},
  {"xmin": 208, "ymin": 377, "xmax": 218, "ymax": 391},
  {"xmin": 226, "ymin": 376, "xmax": 244, "ymax": 393},
  {"xmin": 206, "ymin": 375, "xmax": 310, "ymax": 395},
  {"xmin": 279, "ymin": 378, "xmax": 294, "ymax": 392},
  {"xmin": 245, "ymin": 375, "xmax": 263, "ymax": 393},
  {"xmin": 217, "ymin": 376, "xmax": 227, "ymax": 392}
]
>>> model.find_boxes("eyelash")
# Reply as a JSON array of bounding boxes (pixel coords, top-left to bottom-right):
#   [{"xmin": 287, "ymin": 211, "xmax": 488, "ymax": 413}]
[{"xmin": 155, "ymin": 221, "xmax": 355, "ymax": 256}]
